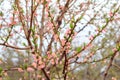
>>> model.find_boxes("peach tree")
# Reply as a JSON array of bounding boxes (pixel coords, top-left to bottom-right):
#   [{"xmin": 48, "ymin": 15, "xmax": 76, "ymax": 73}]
[{"xmin": 0, "ymin": 0, "xmax": 120, "ymax": 80}]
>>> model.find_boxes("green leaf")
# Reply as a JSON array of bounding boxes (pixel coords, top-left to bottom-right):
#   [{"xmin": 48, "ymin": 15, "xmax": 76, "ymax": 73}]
[
  {"xmin": 93, "ymin": 59, "xmax": 96, "ymax": 62},
  {"xmin": 76, "ymin": 46, "xmax": 82, "ymax": 53},
  {"xmin": 102, "ymin": 25, "xmax": 105, "ymax": 29},
  {"xmin": 23, "ymin": 64, "xmax": 28, "ymax": 70},
  {"xmin": 35, "ymin": 44, "xmax": 38, "ymax": 47},
  {"xmin": 118, "ymin": 47, "xmax": 120, "ymax": 51},
  {"xmin": 12, "ymin": 4, "xmax": 17, "ymax": 11},
  {"xmin": 68, "ymin": 37, "xmax": 72, "ymax": 42},
  {"xmin": 0, "ymin": 67, "xmax": 3, "ymax": 74},
  {"xmin": 24, "ymin": 71, "xmax": 28, "ymax": 77},
  {"xmin": 71, "ymin": 15, "xmax": 75, "ymax": 22},
  {"xmin": 20, "ymin": 9, "xmax": 24, "ymax": 13},
  {"xmin": 30, "ymin": 27, "xmax": 35, "ymax": 33},
  {"xmin": 79, "ymin": 14, "xmax": 83, "ymax": 20},
  {"xmin": 110, "ymin": 51, "xmax": 113, "ymax": 56},
  {"xmin": 57, "ymin": 31, "xmax": 60, "ymax": 35},
  {"xmin": 43, "ymin": 0, "xmax": 47, "ymax": 5},
  {"xmin": 0, "ymin": 11, "xmax": 3, "ymax": 16},
  {"xmin": 22, "ymin": 42, "xmax": 26, "ymax": 46},
  {"xmin": 116, "ymin": 43, "xmax": 120, "ymax": 49},
  {"xmin": 105, "ymin": 18, "xmax": 109, "ymax": 23},
  {"xmin": 114, "ymin": 7, "xmax": 119, "ymax": 13},
  {"xmin": 70, "ymin": 22, "xmax": 74, "ymax": 29},
  {"xmin": 64, "ymin": 36, "xmax": 67, "ymax": 39},
  {"xmin": 83, "ymin": 43, "xmax": 86, "ymax": 47}
]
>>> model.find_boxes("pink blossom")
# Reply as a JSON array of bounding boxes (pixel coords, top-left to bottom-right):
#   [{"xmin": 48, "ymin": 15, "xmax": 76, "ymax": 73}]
[
  {"xmin": 47, "ymin": 54, "xmax": 52, "ymax": 59},
  {"xmin": 102, "ymin": 29, "xmax": 107, "ymax": 33},
  {"xmin": 83, "ymin": 58, "xmax": 87, "ymax": 62},
  {"xmin": 59, "ymin": 5, "xmax": 64, "ymax": 10},
  {"xmin": 46, "ymin": 21, "xmax": 53, "ymax": 29},
  {"xmin": 0, "ymin": 17, "xmax": 2, "ymax": 20},
  {"xmin": 38, "ymin": 64, "xmax": 45, "ymax": 70},
  {"xmin": 42, "ymin": 78, "xmax": 45, "ymax": 80},
  {"xmin": 87, "ymin": 43, "xmax": 92, "ymax": 48},
  {"xmin": 0, "ymin": 60, "xmax": 3, "ymax": 64},
  {"xmin": 12, "ymin": 21, "xmax": 17, "ymax": 25},
  {"xmin": 55, "ymin": 58, "xmax": 59, "ymax": 64},
  {"xmin": 41, "ymin": 0, "xmax": 44, "ymax": 3},
  {"xmin": 35, "ymin": 34, "xmax": 39, "ymax": 38},
  {"xmin": 19, "ymin": 78, "xmax": 22, "ymax": 80},
  {"xmin": 9, "ymin": 17, "xmax": 13, "ymax": 21},
  {"xmin": 4, "ymin": 72, "xmax": 8, "ymax": 76},
  {"xmin": 61, "ymin": 39, "xmax": 66, "ymax": 46},
  {"xmin": 19, "ymin": 27, "xmax": 23, "ymax": 32},
  {"xmin": 51, "ymin": 59, "xmax": 55, "ymax": 65},
  {"xmin": 13, "ymin": 11, "xmax": 19, "ymax": 14},
  {"xmin": 18, "ymin": 68, "xmax": 24, "ymax": 72},
  {"xmin": 112, "ymin": 48, "xmax": 117, "ymax": 52},
  {"xmin": 0, "ymin": 25, "xmax": 2, "ymax": 29},
  {"xmin": 115, "ymin": 52, "xmax": 119, "ymax": 58},
  {"xmin": 66, "ymin": 49, "xmax": 69, "ymax": 53},
  {"xmin": 46, "ymin": 0, "xmax": 51, "ymax": 3},
  {"xmin": 74, "ymin": 32, "xmax": 77, "ymax": 36},
  {"xmin": 24, "ymin": 59, "xmax": 28, "ymax": 62},
  {"xmin": 95, "ymin": 28, "xmax": 99, "ymax": 33},
  {"xmin": 34, "ymin": 12, "xmax": 38, "ymax": 16},
  {"xmin": 77, "ymin": 53, "xmax": 81, "ymax": 57},
  {"xmin": 109, "ymin": 12, "xmax": 113, "ymax": 17},
  {"xmin": 52, "ymin": 53, "xmax": 57, "ymax": 58},
  {"xmin": 89, "ymin": 35, "xmax": 94, "ymax": 40},
  {"xmin": 66, "ymin": 42, "xmax": 70, "ymax": 46},
  {"xmin": 66, "ymin": 44, "xmax": 71, "ymax": 49},
  {"xmin": 35, "ymin": 22, "xmax": 39, "ymax": 26},
  {"xmin": 112, "ymin": 77, "xmax": 117, "ymax": 80},
  {"xmin": 47, "ymin": 51, "xmax": 50, "ymax": 54},
  {"xmin": 72, "ymin": 35, "xmax": 75, "ymax": 39},
  {"xmin": 38, "ymin": 60, "xmax": 43, "ymax": 65},
  {"xmin": 103, "ymin": 60, "xmax": 107, "ymax": 63},
  {"xmin": 47, "ymin": 71, "xmax": 50, "ymax": 74},
  {"xmin": 54, "ymin": 34, "xmax": 59, "ymax": 41},
  {"xmin": 45, "ymin": 5, "xmax": 49, "ymax": 13},
  {"xmin": 65, "ymin": 29, "xmax": 71, "ymax": 36},
  {"xmin": 27, "ymin": 67, "xmax": 34, "ymax": 72},
  {"xmin": 32, "ymin": 62, "xmax": 37, "ymax": 68},
  {"xmin": 45, "ymin": 12, "xmax": 49, "ymax": 18},
  {"xmin": 36, "ymin": 0, "xmax": 40, "ymax": 3},
  {"xmin": 10, "ymin": 33, "xmax": 13, "ymax": 37},
  {"xmin": 0, "ymin": 77, "xmax": 2, "ymax": 80},
  {"xmin": 60, "ymin": 61, "xmax": 62, "ymax": 64},
  {"xmin": 37, "ymin": 75, "xmax": 41, "ymax": 78},
  {"xmin": 32, "ymin": 54, "xmax": 37, "ymax": 62}
]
